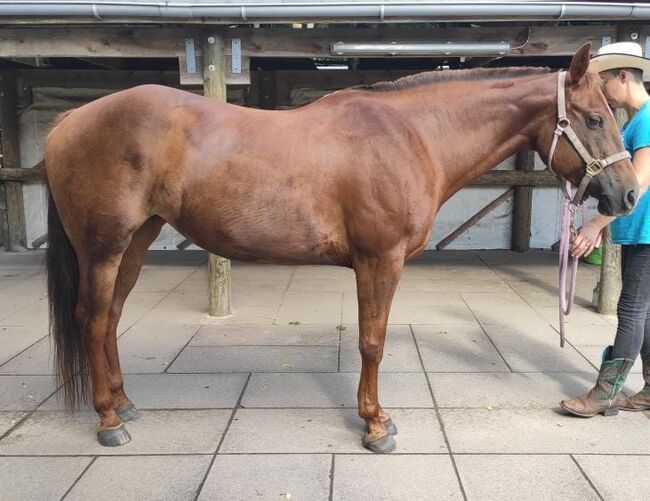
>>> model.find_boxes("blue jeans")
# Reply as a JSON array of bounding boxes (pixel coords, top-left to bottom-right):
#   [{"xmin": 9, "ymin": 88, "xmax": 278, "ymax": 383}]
[{"xmin": 611, "ymin": 244, "xmax": 650, "ymax": 360}]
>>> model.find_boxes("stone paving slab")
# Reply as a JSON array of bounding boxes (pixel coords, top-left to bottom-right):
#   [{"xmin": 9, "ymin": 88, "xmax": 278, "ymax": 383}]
[
  {"xmin": 429, "ymin": 372, "xmax": 597, "ymax": 409},
  {"xmin": 169, "ymin": 345, "xmax": 338, "ymax": 373},
  {"xmin": 0, "ymin": 326, "xmax": 47, "ymax": 367},
  {"xmin": 275, "ymin": 292, "xmax": 343, "ymax": 324},
  {"xmin": 67, "ymin": 455, "xmax": 211, "ymax": 501},
  {"xmin": 413, "ymin": 325, "xmax": 510, "ymax": 373},
  {"xmin": 479, "ymin": 324, "xmax": 597, "ymax": 373},
  {"xmin": 0, "ymin": 338, "xmax": 54, "ymax": 375},
  {"xmin": 441, "ymin": 408, "xmax": 650, "ymax": 454},
  {"xmin": 0, "ymin": 375, "xmax": 58, "ymax": 410},
  {"xmin": 117, "ymin": 322, "xmax": 200, "ymax": 374},
  {"xmin": 339, "ymin": 325, "xmax": 422, "ymax": 373},
  {"xmin": 0, "ymin": 410, "xmax": 230, "ymax": 455},
  {"xmin": 41, "ymin": 374, "xmax": 248, "ymax": 411},
  {"xmin": 574, "ymin": 455, "xmax": 650, "ymax": 501},
  {"xmin": 221, "ymin": 408, "xmax": 448, "ymax": 454},
  {"xmin": 455, "ymin": 454, "xmax": 599, "ymax": 501},
  {"xmin": 192, "ymin": 324, "xmax": 340, "ymax": 346},
  {"xmin": 199, "ymin": 454, "xmax": 331, "ymax": 501},
  {"xmin": 0, "ymin": 456, "xmax": 92, "ymax": 501},
  {"xmin": 242, "ymin": 373, "xmax": 433, "ymax": 408},
  {"xmin": 333, "ymin": 455, "xmax": 462, "ymax": 500},
  {"xmin": 0, "ymin": 411, "xmax": 25, "ymax": 436}
]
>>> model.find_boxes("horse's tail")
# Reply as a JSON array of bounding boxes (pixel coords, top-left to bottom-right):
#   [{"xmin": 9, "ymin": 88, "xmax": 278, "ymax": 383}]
[{"xmin": 45, "ymin": 167, "xmax": 89, "ymax": 409}]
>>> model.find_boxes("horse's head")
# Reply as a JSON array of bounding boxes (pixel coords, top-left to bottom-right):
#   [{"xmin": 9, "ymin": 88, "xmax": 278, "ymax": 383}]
[{"xmin": 538, "ymin": 43, "xmax": 639, "ymax": 216}]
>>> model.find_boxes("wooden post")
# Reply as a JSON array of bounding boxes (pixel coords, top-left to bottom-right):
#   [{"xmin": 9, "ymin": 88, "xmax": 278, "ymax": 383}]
[
  {"xmin": 511, "ymin": 150, "xmax": 535, "ymax": 252},
  {"xmin": 0, "ymin": 71, "xmax": 26, "ymax": 251},
  {"xmin": 203, "ymin": 32, "xmax": 232, "ymax": 317},
  {"xmin": 598, "ymin": 107, "xmax": 627, "ymax": 314}
]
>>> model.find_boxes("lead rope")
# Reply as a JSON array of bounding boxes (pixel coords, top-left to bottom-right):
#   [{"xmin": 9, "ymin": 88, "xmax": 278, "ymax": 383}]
[{"xmin": 558, "ymin": 181, "xmax": 578, "ymax": 348}]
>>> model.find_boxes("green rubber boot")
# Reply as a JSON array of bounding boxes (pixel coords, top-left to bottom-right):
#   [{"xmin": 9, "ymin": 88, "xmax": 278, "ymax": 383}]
[{"xmin": 560, "ymin": 346, "xmax": 634, "ymax": 417}]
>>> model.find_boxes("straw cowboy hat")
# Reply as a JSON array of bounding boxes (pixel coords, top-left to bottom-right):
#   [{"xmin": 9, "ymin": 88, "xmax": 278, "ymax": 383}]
[{"xmin": 589, "ymin": 41, "xmax": 650, "ymax": 75}]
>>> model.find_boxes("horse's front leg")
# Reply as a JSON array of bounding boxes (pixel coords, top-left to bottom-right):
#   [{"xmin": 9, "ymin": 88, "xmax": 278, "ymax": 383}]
[{"xmin": 354, "ymin": 251, "xmax": 404, "ymax": 453}]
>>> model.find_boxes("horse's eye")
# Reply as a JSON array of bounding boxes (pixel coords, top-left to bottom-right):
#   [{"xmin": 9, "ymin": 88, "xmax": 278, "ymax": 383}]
[{"xmin": 587, "ymin": 115, "xmax": 603, "ymax": 129}]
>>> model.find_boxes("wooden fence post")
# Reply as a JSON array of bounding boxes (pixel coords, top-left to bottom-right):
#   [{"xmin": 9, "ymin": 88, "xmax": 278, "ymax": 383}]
[
  {"xmin": 511, "ymin": 150, "xmax": 535, "ymax": 252},
  {"xmin": 0, "ymin": 71, "xmax": 26, "ymax": 251},
  {"xmin": 203, "ymin": 32, "xmax": 232, "ymax": 317}
]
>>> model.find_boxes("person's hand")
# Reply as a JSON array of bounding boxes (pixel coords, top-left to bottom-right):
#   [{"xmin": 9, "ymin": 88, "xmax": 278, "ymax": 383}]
[{"xmin": 571, "ymin": 220, "xmax": 603, "ymax": 258}]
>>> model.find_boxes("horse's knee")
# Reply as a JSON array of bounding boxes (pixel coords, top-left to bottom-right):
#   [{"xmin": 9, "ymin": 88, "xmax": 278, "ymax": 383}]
[{"xmin": 359, "ymin": 337, "xmax": 384, "ymax": 363}]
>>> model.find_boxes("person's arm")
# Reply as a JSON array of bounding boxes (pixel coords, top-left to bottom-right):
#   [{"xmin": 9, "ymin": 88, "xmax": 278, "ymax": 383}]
[{"xmin": 571, "ymin": 146, "xmax": 650, "ymax": 258}]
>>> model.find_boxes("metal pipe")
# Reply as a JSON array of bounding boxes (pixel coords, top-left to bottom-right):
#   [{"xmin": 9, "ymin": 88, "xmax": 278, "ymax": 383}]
[{"xmin": 0, "ymin": 2, "xmax": 648, "ymax": 23}]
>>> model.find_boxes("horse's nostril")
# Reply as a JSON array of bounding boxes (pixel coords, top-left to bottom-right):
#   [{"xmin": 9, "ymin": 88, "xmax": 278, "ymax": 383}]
[{"xmin": 625, "ymin": 189, "xmax": 638, "ymax": 209}]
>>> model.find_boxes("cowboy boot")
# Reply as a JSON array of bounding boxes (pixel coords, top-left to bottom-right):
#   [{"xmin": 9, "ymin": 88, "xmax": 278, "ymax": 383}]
[
  {"xmin": 560, "ymin": 346, "xmax": 634, "ymax": 417},
  {"xmin": 618, "ymin": 354, "xmax": 650, "ymax": 412}
]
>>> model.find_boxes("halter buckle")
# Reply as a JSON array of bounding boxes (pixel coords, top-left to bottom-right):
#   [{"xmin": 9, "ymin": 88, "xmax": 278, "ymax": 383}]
[{"xmin": 585, "ymin": 159, "xmax": 605, "ymax": 177}]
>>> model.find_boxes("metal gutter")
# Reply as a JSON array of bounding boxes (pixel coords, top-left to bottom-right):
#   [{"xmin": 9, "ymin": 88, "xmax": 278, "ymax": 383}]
[{"xmin": 0, "ymin": 2, "xmax": 649, "ymax": 23}]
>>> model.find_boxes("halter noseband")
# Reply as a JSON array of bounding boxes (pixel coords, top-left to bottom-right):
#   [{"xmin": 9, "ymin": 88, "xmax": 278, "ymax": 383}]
[{"xmin": 547, "ymin": 71, "xmax": 631, "ymax": 205}]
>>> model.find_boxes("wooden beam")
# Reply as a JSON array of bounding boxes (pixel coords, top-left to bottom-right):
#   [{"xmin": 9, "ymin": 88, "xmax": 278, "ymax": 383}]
[
  {"xmin": 204, "ymin": 32, "xmax": 232, "ymax": 318},
  {"xmin": 0, "ymin": 71, "xmax": 27, "ymax": 251},
  {"xmin": 0, "ymin": 25, "xmax": 617, "ymax": 60},
  {"xmin": 436, "ymin": 188, "xmax": 515, "ymax": 250},
  {"xmin": 511, "ymin": 150, "xmax": 536, "ymax": 251},
  {"xmin": 0, "ymin": 167, "xmax": 43, "ymax": 182},
  {"xmin": 470, "ymin": 170, "xmax": 557, "ymax": 186}
]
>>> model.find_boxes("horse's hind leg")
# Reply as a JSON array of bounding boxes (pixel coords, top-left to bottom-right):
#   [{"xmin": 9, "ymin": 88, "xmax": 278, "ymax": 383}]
[
  {"xmin": 76, "ymin": 248, "xmax": 133, "ymax": 447},
  {"xmin": 354, "ymin": 250, "xmax": 404, "ymax": 454},
  {"xmin": 106, "ymin": 216, "xmax": 165, "ymax": 422}
]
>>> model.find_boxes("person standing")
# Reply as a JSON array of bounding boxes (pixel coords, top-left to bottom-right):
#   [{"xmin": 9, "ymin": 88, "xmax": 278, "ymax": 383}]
[{"xmin": 561, "ymin": 42, "xmax": 650, "ymax": 417}]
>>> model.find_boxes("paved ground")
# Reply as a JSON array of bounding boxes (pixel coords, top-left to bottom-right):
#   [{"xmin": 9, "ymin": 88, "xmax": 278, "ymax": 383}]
[{"xmin": 0, "ymin": 249, "xmax": 647, "ymax": 501}]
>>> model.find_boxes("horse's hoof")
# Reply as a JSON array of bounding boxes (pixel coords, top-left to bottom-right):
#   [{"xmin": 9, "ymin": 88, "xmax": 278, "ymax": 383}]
[
  {"xmin": 383, "ymin": 418, "xmax": 398, "ymax": 436},
  {"xmin": 117, "ymin": 403, "xmax": 142, "ymax": 422},
  {"xmin": 363, "ymin": 433, "xmax": 396, "ymax": 454},
  {"xmin": 97, "ymin": 423, "xmax": 131, "ymax": 447}
]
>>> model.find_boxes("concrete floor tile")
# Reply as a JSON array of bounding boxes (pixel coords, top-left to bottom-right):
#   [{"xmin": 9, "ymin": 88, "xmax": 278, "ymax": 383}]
[
  {"xmin": 574, "ymin": 455, "xmax": 650, "ymax": 501},
  {"xmin": 0, "ymin": 325, "xmax": 47, "ymax": 366},
  {"xmin": 214, "ymin": 306, "xmax": 278, "ymax": 325},
  {"xmin": 413, "ymin": 325, "xmax": 510, "ymax": 373},
  {"xmin": 41, "ymin": 374, "xmax": 247, "ymax": 410},
  {"xmin": 221, "ymin": 408, "xmax": 447, "ymax": 453},
  {"xmin": 118, "ymin": 322, "xmax": 200, "ymax": 373},
  {"xmin": 0, "ymin": 456, "xmax": 92, "ymax": 501},
  {"xmin": 399, "ymin": 277, "xmax": 512, "ymax": 293},
  {"xmin": 536, "ymin": 305, "xmax": 611, "ymax": 329},
  {"xmin": 429, "ymin": 372, "xmax": 599, "ymax": 409},
  {"xmin": 199, "ymin": 454, "xmax": 331, "ymax": 501},
  {"xmin": 192, "ymin": 324, "xmax": 339, "ymax": 346},
  {"xmin": 441, "ymin": 408, "xmax": 650, "ymax": 454},
  {"xmin": 461, "ymin": 292, "xmax": 545, "ymax": 325},
  {"xmin": 67, "ymin": 456, "xmax": 211, "ymax": 501},
  {"xmin": 275, "ymin": 292, "xmax": 342, "ymax": 324},
  {"xmin": 0, "ymin": 411, "xmax": 25, "ymax": 436},
  {"xmin": 0, "ymin": 410, "xmax": 230, "ymax": 455},
  {"xmin": 480, "ymin": 324, "xmax": 596, "ymax": 373},
  {"xmin": 455, "ymin": 455, "xmax": 599, "ymax": 501},
  {"xmin": 0, "ymin": 375, "xmax": 58, "ymax": 410},
  {"xmin": 168, "ymin": 345, "xmax": 338, "ymax": 373},
  {"xmin": 563, "ymin": 323, "xmax": 618, "ymax": 346},
  {"xmin": 333, "ymin": 455, "xmax": 462, "ymax": 500},
  {"xmin": 387, "ymin": 306, "xmax": 477, "ymax": 325},
  {"xmin": 339, "ymin": 325, "xmax": 422, "ymax": 373},
  {"xmin": 243, "ymin": 373, "xmax": 433, "ymax": 408},
  {"xmin": 0, "ymin": 338, "xmax": 53, "ymax": 375}
]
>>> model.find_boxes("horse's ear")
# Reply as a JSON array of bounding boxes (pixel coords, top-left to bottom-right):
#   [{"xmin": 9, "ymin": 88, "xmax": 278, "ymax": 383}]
[{"xmin": 568, "ymin": 43, "xmax": 592, "ymax": 85}]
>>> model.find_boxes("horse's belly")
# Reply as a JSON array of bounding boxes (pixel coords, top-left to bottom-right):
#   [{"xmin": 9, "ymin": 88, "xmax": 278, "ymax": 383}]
[{"xmin": 172, "ymin": 195, "xmax": 350, "ymax": 266}]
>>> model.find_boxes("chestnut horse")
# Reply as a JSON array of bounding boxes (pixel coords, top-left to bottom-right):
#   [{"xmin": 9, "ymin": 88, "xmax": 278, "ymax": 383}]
[{"xmin": 44, "ymin": 44, "xmax": 637, "ymax": 453}]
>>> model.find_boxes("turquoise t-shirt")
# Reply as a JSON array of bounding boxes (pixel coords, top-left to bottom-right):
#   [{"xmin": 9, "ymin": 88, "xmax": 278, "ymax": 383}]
[{"xmin": 611, "ymin": 100, "xmax": 650, "ymax": 245}]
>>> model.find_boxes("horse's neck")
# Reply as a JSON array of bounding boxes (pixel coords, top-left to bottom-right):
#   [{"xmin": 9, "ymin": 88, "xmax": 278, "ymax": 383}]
[{"xmin": 402, "ymin": 74, "xmax": 556, "ymax": 201}]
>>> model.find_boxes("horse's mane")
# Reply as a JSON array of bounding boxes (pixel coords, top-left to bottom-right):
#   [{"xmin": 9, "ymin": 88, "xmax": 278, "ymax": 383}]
[{"xmin": 353, "ymin": 66, "xmax": 555, "ymax": 92}]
